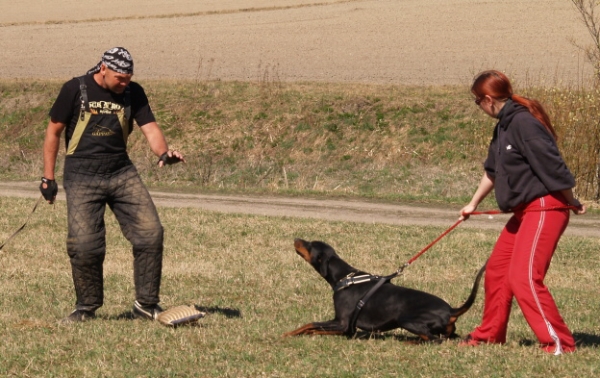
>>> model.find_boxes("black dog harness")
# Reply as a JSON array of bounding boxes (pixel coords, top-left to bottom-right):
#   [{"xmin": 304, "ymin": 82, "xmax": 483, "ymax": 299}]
[
  {"xmin": 334, "ymin": 272, "xmax": 383, "ymax": 292},
  {"xmin": 335, "ymin": 271, "xmax": 400, "ymax": 336}
]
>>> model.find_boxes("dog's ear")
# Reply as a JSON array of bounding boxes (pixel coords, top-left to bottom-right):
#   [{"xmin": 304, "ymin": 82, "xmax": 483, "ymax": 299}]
[
  {"xmin": 318, "ymin": 255, "xmax": 329, "ymax": 278},
  {"xmin": 307, "ymin": 241, "xmax": 333, "ymax": 278}
]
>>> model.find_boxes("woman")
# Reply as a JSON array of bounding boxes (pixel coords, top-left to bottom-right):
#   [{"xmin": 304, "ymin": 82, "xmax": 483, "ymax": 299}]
[{"xmin": 459, "ymin": 70, "xmax": 586, "ymax": 354}]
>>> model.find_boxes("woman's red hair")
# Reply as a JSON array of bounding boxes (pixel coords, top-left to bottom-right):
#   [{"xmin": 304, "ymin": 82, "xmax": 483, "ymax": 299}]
[{"xmin": 471, "ymin": 70, "xmax": 557, "ymax": 140}]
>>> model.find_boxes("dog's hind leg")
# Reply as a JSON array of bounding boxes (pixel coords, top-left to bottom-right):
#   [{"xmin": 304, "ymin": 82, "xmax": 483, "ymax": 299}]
[
  {"xmin": 444, "ymin": 319, "xmax": 459, "ymax": 339},
  {"xmin": 283, "ymin": 320, "xmax": 346, "ymax": 337},
  {"xmin": 399, "ymin": 323, "xmax": 442, "ymax": 343}
]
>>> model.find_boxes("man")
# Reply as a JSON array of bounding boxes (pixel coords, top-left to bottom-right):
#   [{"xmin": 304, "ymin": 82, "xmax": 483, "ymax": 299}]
[{"xmin": 40, "ymin": 47, "xmax": 184, "ymax": 323}]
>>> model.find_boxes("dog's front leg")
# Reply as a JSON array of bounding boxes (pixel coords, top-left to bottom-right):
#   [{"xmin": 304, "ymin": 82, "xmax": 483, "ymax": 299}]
[{"xmin": 283, "ymin": 320, "xmax": 347, "ymax": 337}]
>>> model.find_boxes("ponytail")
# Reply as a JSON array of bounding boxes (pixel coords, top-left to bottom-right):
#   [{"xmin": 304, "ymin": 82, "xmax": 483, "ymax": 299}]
[
  {"xmin": 510, "ymin": 94, "xmax": 557, "ymax": 140},
  {"xmin": 472, "ymin": 70, "xmax": 557, "ymax": 140}
]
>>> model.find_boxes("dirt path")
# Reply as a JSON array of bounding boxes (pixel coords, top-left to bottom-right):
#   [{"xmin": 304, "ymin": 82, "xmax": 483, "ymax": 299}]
[{"xmin": 1, "ymin": 181, "xmax": 597, "ymax": 238}]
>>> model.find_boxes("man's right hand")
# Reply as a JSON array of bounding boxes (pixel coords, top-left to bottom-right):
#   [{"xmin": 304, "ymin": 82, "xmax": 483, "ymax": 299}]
[{"xmin": 40, "ymin": 177, "xmax": 58, "ymax": 203}]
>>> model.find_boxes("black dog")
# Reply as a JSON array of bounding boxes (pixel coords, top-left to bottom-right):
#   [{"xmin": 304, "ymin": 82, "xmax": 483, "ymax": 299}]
[{"xmin": 284, "ymin": 239, "xmax": 486, "ymax": 341}]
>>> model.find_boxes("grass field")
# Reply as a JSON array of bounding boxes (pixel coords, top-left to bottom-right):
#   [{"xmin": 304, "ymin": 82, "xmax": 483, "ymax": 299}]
[
  {"xmin": 1, "ymin": 67, "xmax": 600, "ymax": 376},
  {"xmin": 1, "ymin": 196, "xmax": 599, "ymax": 377},
  {"xmin": 1, "ymin": 2, "xmax": 600, "ymax": 374},
  {"xmin": 2, "ymin": 79, "xmax": 599, "ymax": 206}
]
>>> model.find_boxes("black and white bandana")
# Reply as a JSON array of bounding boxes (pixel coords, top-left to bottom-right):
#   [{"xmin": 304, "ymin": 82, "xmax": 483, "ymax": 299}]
[{"xmin": 86, "ymin": 47, "xmax": 134, "ymax": 75}]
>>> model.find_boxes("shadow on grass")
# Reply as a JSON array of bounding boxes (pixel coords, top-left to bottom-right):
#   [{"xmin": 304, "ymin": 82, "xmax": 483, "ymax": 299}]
[
  {"xmin": 111, "ymin": 305, "xmax": 241, "ymax": 321},
  {"xmin": 356, "ymin": 331, "xmax": 600, "ymax": 348},
  {"xmin": 573, "ymin": 332, "xmax": 600, "ymax": 347},
  {"xmin": 517, "ymin": 332, "xmax": 600, "ymax": 348},
  {"xmin": 352, "ymin": 331, "xmax": 432, "ymax": 344},
  {"xmin": 194, "ymin": 305, "xmax": 241, "ymax": 318}
]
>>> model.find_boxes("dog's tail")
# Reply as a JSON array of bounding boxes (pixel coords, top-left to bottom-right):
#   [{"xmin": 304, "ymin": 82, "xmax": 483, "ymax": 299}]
[{"xmin": 449, "ymin": 260, "xmax": 488, "ymax": 319}]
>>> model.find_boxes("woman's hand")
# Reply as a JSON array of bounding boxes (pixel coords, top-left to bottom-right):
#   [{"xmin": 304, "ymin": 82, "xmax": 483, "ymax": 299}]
[
  {"xmin": 459, "ymin": 203, "xmax": 478, "ymax": 221},
  {"xmin": 572, "ymin": 203, "xmax": 586, "ymax": 215}
]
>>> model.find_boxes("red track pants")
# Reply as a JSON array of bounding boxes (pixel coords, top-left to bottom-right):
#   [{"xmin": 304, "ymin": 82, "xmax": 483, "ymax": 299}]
[{"xmin": 468, "ymin": 193, "xmax": 576, "ymax": 354}]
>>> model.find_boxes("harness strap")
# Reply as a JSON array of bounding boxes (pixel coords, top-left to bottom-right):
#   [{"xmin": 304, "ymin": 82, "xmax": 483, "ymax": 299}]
[
  {"xmin": 346, "ymin": 273, "xmax": 397, "ymax": 336},
  {"xmin": 78, "ymin": 76, "xmax": 88, "ymax": 121},
  {"xmin": 120, "ymin": 85, "xmax": 132, "ymax": 144},
  {"xmin": 334, "ymin": 273, "xmax": 381, "ymax": 292},
  {"xmin": 124, "ymin": 85, "xmax": 131, "ymax": 122}
]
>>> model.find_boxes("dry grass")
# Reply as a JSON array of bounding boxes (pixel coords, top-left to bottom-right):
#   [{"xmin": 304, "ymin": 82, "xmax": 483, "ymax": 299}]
[
  {"xmin": 525, "ymin": 85, "xmax": 600, "ymax": 200},
  {"xmin": 1, "ymin": 197, "xmax": 599, "ymax": 377},
  {"xmin": 2, "ymin": 78, "xmax": 597, "ymax": 206}
]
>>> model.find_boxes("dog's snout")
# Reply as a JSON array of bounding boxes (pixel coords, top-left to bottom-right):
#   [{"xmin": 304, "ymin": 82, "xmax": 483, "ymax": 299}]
[
  {"xmin": 293, "ymin": 238, "xmax": 312, "ymax": 262},
  {"xmin": 294, "ymin": 238, "xmax": 307, "ymax": 249}
]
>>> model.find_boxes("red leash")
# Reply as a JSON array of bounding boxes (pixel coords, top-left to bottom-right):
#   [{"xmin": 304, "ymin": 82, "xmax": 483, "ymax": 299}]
[
  {"xmin": 394, "ymin": 206, "xmax": 577, "ymax": 275},
  {"xmin": 405, "ymin": 219, "xmax": 462, "ymax": 267},
  {"xmin": 399, "ymin": 210, "xmax": 502, "ymax": 271},
  {"xmin": 346, "ymin": 205, "xmax": 578, "ymax": 331}
]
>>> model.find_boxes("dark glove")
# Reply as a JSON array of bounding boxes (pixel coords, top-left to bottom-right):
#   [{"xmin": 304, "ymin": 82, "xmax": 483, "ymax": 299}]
[
  {"xmin": 157, "ymin": 152, "xmax": 182, "ymax": 166},
  {"xmin": 39, "ymin": 177, "xmax": 58, "ymax": 202}
]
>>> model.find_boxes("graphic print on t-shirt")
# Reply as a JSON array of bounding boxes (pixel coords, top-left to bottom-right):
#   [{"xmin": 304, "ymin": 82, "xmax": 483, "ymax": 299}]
[
  {"xmin": 91, "ymin": 124, "xmax": 117, "ymax": 137},
  {"xmin": 67, "ymin": 98, "xmax": 128, "ymax": 156},
  {"xmin": 89, "ymin": 100, "xmax": 123, "ymax": 115},
  {"xmin": 87, "ymin": 100, "xmax": 121, "ymax": 142}
]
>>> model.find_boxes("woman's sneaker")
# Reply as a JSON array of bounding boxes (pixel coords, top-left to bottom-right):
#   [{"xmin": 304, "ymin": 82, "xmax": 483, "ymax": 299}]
[{"xmin": 132, "ymin": 300, "xmax": 163, "ymax": 320}]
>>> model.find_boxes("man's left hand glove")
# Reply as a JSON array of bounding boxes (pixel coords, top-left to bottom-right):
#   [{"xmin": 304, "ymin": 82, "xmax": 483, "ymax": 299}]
[{"xmin": 39, "ymin": 177, "xmax": 58, "ymax": 203}]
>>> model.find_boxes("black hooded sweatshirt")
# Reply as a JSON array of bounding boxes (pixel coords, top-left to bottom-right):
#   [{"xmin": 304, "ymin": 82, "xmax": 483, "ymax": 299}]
[{"xmin": 483, "ymin": 99, "xmax": 575, "ymax": 212}]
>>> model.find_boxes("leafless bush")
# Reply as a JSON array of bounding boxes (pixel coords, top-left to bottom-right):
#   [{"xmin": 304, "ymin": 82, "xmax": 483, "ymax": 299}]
[
  {"xmin": 568, "ymin": 0, "xmax": 600, "ymax": 200},
  {"xmin": 571, "ymin": 0, "xmax": 600, "ymax": 81}
]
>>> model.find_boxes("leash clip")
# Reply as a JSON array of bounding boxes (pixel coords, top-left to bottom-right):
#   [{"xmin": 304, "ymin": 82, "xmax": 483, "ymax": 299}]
[{"xmin": 395, "ymin": 262, "xmax": 409, "ymax": 275}]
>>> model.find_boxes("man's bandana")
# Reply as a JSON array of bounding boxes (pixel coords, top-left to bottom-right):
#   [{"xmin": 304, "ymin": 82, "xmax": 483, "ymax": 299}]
[{"xmin": 87, "ymin": 47, "xmax": 134, "ymax": 75}]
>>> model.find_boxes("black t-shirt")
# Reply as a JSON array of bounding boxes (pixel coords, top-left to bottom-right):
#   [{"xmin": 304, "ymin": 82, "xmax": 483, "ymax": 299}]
[{"xmin": 49, "ymin": 74, "xmax": 156, "ymax": 154}]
